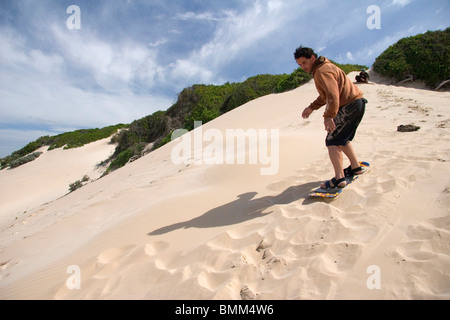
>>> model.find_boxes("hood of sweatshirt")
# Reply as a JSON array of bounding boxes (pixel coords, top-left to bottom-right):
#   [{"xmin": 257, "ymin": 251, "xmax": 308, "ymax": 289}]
[{"xmin": 311, "ymin": 56, "xmax": 327, "ymax": 76}]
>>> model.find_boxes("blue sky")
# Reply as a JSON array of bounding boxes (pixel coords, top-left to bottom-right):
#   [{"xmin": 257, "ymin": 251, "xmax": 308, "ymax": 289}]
[{"xmin": 0, "ymin": 0, "xmax": 448, "ymax": 157}]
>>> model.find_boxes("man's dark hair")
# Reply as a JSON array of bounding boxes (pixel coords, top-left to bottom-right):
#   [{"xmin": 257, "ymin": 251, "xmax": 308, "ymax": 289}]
[{"xmin": 294, "ymin": 46, "xmax": 317, "ymax": 60}]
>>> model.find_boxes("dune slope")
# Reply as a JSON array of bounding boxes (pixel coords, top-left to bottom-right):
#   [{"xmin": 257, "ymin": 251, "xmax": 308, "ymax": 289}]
[{"xmin": 0, "ymin": 73, "xmax": 449, "ymax": 299}]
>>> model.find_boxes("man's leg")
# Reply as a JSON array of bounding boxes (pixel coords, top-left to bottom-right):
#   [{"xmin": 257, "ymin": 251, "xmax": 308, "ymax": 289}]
[
  {"xmin": 340, "ymin": 142, "xmax": 360, "ymax": 170},
  {"xmin": 320, "ymin": 145, "xmax": 346, "ymax": 188},
  {"xmin": 328, "ymin": 146, "xmax": 345, "ymax": 179}
]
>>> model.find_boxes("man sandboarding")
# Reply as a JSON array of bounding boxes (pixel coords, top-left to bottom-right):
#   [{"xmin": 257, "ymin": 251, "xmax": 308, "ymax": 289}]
[{"xmin": 293, "ymin": 46, "xmax": 368, "ymax": 194}]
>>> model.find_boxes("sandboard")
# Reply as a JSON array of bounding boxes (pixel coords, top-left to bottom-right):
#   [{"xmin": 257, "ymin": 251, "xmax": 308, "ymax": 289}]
[{"xmin": 309, "ymin": 162, "xmax": 370, "ymax": 199}]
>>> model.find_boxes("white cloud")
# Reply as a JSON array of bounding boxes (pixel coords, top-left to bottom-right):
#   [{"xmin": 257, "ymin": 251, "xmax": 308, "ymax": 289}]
[
  {"xmin": 346, "ymin": 51, "xmax": 355, "ymax": 61},
  {"xmin": 0, "ymin": 23, "xmax": 172, "ymax": 157},
  {"xmin": 0, "ymin": 27, "xmax": 65, "ymax": 76},
  {"xmin": 0, "ymin": 29, "xmax": 28, "ymax": 64},
  {"xmin": 0, "ymin": 65, "xmax": 170, "ymax": 128},
  {"xmin": 391, "ymin": 0, "xmax": 412, "ymax": 7},
  {"xmin": 174, "ymin": 11, "xmax": 221, "ymax": 21},
  {"xmin": 50, "ymin": 24, "xmax": 160, "ymax": 93},
  {"xmin": 29, "ymin": 50, "xmax": 65, "ymax": 75},
  {"xmin": 166, "ymin": 1, "xmax": 298, "ymax": 83},
  {"xmin": 169, "ymin": 60, "xmax": 215, "ymax": 85},
  {"xmin": 149, "ymin": 38, "xmax": 168, "ymax": 47}
]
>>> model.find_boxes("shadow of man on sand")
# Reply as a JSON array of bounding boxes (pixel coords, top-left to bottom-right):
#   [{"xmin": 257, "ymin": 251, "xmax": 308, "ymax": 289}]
[{"xmin": 148, "ymin": 181, "xmax": 321, "ymax": 236}]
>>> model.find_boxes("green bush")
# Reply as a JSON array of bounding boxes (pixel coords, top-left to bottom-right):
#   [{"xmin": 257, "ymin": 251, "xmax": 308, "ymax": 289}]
[
  {"xmin": 69, "ymin": 180, "xmax": 83, "ymax": 192},
  {"xmin": 330, "ymin": 61, "xmax": 369, "ymax": 75},
  {"xmin": 68, "ymin": 175, "xmax": 90, "ymax": 193},
  {"xmin": 153, "ymin": 131, "xmax": 176, "ymax": 150},
  {"xmin": 373, "ymin": 28, "xmax": 450, "ymax": 87},
  {"xmin": 274, "ymin": 69, "xmax": 312, "ymax": 93},
  {"xmin": 180, "ymin": 84, "xmax": 236, "ymax": 130},
  {"xmin": 109, "ymin": 149, "xmax": 134, "ymax": 171},
  {"xmin": 48, "ymin": 124, "xmax": 128, "ymax": 150},
  {"xmin": 221, "ymin": 74, "xmax": 287, "ymax": 113},
  {"xmin": 9, "ymin": 151, "xmax": 43, "ymax": 169}
]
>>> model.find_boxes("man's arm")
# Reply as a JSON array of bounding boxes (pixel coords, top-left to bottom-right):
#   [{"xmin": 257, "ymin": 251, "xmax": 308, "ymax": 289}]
[
  {"xmin": 309, "ymin": 95, "xmax": 326, "ymax": 110},
  {"xmin": 303, "ymin": 94, "xmax": 326, "ymax": 119},
  {"xmin": 318, "ymin": 71, "xmax": 340, "ymax": 118}
]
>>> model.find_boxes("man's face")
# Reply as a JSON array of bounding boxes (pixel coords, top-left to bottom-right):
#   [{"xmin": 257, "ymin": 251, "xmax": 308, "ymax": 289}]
[{"xmin": 296, "ymin": 56, "xmax": 316, "ymax": 74}]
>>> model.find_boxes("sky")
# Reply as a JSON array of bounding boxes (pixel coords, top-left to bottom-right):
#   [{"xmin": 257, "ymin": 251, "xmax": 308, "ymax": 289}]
[{"xmin": 0, "ymin": 0, "xmax": 448, "ymax": 157}]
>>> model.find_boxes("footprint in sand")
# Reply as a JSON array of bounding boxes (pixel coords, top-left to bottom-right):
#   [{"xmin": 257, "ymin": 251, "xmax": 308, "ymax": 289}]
[
  {"xmin": 287, "ymin": 120, "xmax": 311, "ymax": 130},
  {"xmin": 96, "ymin": 245, "xmax": 136, "ymax": 264},
  {"xmin": 197, "ymin": 269, "xmax": 234, "ymax": 292},
  {"xmin": 144, "ymin": 241, "xmax": 169, "ymax": 256},
  {"xmin": 240, "ymin": 286, "xmax": 256, "ymax": 300},
  {"xmin": 0, "ymin": 259, "xmax": 19, "ymax": 280},
  {"xmin": 93, "ymin": 245, "xmax": 138, "ymax": 279},
  {"xmin": 389, "ymin": 216, "xmax": 450, "ymax": 297}
]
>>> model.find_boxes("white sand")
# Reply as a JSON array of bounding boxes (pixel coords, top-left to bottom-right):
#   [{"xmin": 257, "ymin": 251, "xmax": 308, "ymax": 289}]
[{"xmin": 0, "ymin": 72, "xmax": 449, "ymax": 300}]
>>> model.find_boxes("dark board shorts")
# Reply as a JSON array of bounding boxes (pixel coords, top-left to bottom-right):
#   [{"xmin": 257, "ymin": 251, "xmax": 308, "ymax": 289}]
[{"xmin": 326, "ymin": 98, "xmax": 366, "ymax": 147}]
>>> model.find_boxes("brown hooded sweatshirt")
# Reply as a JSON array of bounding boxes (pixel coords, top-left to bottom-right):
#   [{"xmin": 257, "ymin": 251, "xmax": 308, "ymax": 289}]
[{"xmin": 309, "ymin": 56, "xmax": 364, "ymax": 118}]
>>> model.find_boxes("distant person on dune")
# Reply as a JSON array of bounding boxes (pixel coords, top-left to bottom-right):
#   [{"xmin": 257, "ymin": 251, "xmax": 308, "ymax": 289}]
[
  {"xmin": 356, "ymin": 69, "xmax": 370, "ymax": 83},
  {"xmin": 294, "ymin": 46, "xmax": 367, "ymax": 189}
]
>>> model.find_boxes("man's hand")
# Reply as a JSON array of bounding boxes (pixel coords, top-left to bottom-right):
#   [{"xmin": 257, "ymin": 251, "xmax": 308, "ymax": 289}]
[
  {"xmin": 324, "ymin": 117, "xmax": 336, "ymax": 132},
  {"xmin": 302, "ymin": 106, "xmax": 314, "ymax": 119}
]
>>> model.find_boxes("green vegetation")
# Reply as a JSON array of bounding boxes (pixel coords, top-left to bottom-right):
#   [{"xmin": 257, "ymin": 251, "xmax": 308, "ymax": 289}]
[
  {"xmin": 45, "ymin": 125, "xmax": 128, "ymax": 150},
  {"xmin": 330, "ymin": 60, "xmax": 369, "ymax": 75},
  {"xmin": 9, "ymin": 151, "xmax": 43, "ymax": 169},
  {"xmin": 274, "ymin": 68, "xmax": 313, "ymax": 93},
  {"xmin": 1, "ymin": 124, "xmax": 127, "ymax": 170},
  {"xmin": 176, "ymin": 83, "xmax": 237, "ymax": 130},
  {"xmin": 69, "ymin": 175, "xmax": 90, "ymax": 193},
  {"xmin": 220, "ymin": 74, "xmax": 289, "ymax": 113},
  {"xmin": 373, "ymin": 28, "xmax": 450, "ymax": 87}
]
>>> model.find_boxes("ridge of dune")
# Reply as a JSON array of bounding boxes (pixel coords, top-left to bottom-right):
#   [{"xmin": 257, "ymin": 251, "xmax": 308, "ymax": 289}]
[
  {"xmin": 0, "ymin": 137, "xmax": 116, "ymax": 240},
  {"xmin": 0, "ymin": 73, "xmax": 449, "ymax": 300}
]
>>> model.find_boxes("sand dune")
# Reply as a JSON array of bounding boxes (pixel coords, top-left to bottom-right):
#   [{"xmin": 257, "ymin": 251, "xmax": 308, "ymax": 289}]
[{"xmin": 0, "ymin": 72, "xmax": 449, "ymax": 299}]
